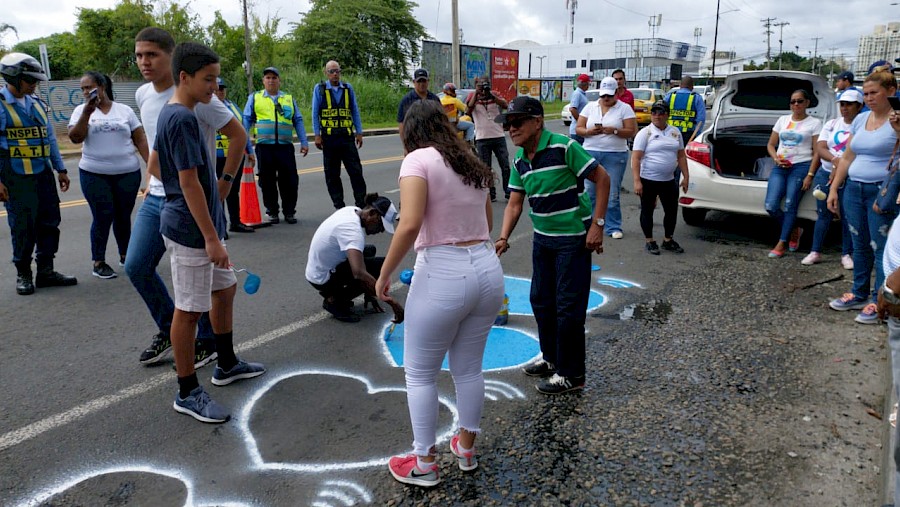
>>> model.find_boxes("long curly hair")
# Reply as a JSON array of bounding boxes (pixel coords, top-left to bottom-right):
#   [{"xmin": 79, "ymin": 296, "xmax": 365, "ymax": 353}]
[{"xmin": 400, "ymin": 100, "xmax": 494, "ymax": 189}]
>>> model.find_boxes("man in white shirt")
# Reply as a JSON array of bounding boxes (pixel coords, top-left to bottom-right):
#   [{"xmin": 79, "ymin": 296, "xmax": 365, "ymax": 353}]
[{"xmin": 126, "ymin": 27, "xmax": 249, "ymax": 368}]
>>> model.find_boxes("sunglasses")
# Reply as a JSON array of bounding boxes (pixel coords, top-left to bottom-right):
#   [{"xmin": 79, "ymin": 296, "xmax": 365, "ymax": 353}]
[
  {"xmin": 21, "ymin": 75, "xmax": 39, "ymax": 85},
  {"xmin": 789, "ymin": 99, "xmax": 807, "ymax": 104},
  {"xmin": 504, "ymin": 117, "xmax": 533, "ymax": 129},
  {"xmin": 327, "ymin": 68, "xmax": 341, "ymax": 74}
]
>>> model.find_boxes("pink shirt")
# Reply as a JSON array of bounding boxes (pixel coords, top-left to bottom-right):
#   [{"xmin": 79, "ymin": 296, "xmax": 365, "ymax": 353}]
[{"xmin": 399, "ymin": 147, "xmax": 490, "ymax": 251}]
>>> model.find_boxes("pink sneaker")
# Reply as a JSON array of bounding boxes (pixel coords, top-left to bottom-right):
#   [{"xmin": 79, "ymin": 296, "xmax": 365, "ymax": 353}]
[
  {"xmin": 388, "ymin": 454, "xmax": 440, "ymax": 487},
  {"xmin": 841, "ymin": 254, "xmax": 854, "ymax": 270},
  {"xmin": 788, "ymin": 227, "xmax": 803, "ymax": 252},
  {"xmin": 450, "ymin": 434, "xmax": 478, "ymax": 471},
  {"xmin": 801, "ymin": 252, "xmax": 821, "ymax": 265}
]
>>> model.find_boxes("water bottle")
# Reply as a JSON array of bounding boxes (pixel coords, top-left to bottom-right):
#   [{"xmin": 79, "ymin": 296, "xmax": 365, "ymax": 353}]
[
  {"xmin": 494, "ymin": 293, "xmax": 509, "ymax": 326},
  {"xmin": 400, "ymin": 269, "xmax": 414, "ymax": 285}
]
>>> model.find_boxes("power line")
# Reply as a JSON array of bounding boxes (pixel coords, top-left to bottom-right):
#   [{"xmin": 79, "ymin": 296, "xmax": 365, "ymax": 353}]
[{"xmin": 761, "ymin": 17, "xmax": 775, "ymax": 69}]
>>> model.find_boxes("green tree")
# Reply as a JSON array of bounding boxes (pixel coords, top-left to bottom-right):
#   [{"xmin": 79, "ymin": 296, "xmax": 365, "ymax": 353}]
[
  {"xmin": 13, "ymin": 32, "xmax": 81, "ymax": 79},
  {"xmin": 0, "ymin": 23, "xmax": 18, "ymax": 52},
  {"xmin": 74, "ymin": 0, "xmax": 155, "ymax": 78},
  {"xmin": 290, "ymin": 0, "xmax": 428, "ymax": 83},
  {"xmin": 154, "ymin": 0, "xmax": 206, "ymax": 45}
]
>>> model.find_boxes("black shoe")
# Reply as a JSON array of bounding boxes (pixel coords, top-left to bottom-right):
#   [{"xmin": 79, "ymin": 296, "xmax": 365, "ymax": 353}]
[
  {"xmin": 139, "ymin": 332, "xmax": 172, "ymax": 364},
  {"xmin": 35, "ymin": 270, "xmax": 78, "ymax": 288},
  {"xmin": 522, "ymin": 359, "xmax": 557, "ymax": 377},
  {"xmin": 536, "ymin": 374, "xmax": 585, "ymax": 395},
  {"xmin": 645, "ymin": 241, "xmax": 660, "ymax": 255},
  {"xmin": 284, "ymin": 215, "xmax": 298, "ymax": 224},
  {"xmin": 323, "ymin": 300, "xmax": 361, "ymax": 323},
  {"xmin": 267, "ymin": 213, "xmax": 280, "ymax": 224},
  {"xmin": 92, "ymin": 262, "xmax": 117, "ymax": 279},
  {"xmin": 229, "ymin": 223, "xmax": 255, "ymax": 233},
  {"xmin": 16, "ymin": 274, "xmax": 34, "ymax": 295},
  {"xmin": 661, "ymin": 239, "xmax": 684, "ymax": 253},
  {"xmin": 490, "ymin": 188, "xmax": 497, "ymax": 202},
  {"xmin": 172, "ymin": 340, "xmax": 219, "ymax": 370}
]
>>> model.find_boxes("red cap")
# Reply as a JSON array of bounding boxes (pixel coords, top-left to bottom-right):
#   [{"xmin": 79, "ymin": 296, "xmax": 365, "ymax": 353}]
[{"xmin": 576, "ymin": 74, "xmax": 591, "ymax": 83}]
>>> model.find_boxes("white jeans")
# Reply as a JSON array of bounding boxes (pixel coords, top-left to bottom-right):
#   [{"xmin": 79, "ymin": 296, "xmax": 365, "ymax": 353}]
[{"xmin": 404, "ymin": 242, "xmax": 504, "ymax": 456}]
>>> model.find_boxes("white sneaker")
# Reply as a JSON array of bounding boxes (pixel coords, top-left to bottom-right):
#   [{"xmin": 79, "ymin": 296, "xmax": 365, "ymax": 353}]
[
  {"xmin": 611, "ymin": 231, "xmax": 624, "ymax": 239},
  {"xmin": 801, "ymin": 252, "xmax": 821, "ymax": 265},
  {"xmin": 841, "ymin": 254, "xmax": 854, "ymax": 270}
]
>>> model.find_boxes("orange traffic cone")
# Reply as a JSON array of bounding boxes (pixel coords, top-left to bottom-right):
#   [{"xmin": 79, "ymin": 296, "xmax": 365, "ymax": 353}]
[{"xmin": 239, "ymin": 165, "xmax": 271, "ymax": 229}]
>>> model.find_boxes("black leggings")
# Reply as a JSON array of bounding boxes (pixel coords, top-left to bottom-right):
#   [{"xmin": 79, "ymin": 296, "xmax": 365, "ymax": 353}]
[{"xmin": 639, "ymin": 177, "xmax": 678, "ymax": 240}]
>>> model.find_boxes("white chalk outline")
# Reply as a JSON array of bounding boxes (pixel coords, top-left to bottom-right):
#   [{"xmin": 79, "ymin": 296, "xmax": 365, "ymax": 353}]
[
  {"xmin": 483, "ymin": 379, "xmax": 526, "ymax": 401},
  {"xmin": 313, "ymin": 478, "xmax": 373, "ymax": 506},
  {"xmin": 237, "ymin": 369, "xmax": 459, "ymax": 472}
]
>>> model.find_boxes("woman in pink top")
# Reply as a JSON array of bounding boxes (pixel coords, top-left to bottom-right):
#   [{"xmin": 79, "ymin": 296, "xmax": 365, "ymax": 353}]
[{"xmin": 376, "ymin": 101, "xmax": 504, "ymax": 487}]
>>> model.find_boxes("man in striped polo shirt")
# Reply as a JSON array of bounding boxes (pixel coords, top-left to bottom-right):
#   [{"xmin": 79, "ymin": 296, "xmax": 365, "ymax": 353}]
[{"xmin": 494, "ymin": 96, "xmax": 610, "ymax": 395}]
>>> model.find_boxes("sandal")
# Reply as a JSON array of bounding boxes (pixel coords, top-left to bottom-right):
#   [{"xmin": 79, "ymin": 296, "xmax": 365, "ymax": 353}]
[{"xmin": 768, "ymin": 249, "xmax": 784, "ymax": 258}]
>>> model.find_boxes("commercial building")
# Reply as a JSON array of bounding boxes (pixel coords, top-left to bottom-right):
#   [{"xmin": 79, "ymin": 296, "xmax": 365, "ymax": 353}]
[{"xmin": 855, "ymin": 22, "xmax": 900, "ymax": 75}]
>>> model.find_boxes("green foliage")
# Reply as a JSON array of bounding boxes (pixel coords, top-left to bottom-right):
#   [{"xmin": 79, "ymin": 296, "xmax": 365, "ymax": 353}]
[
  {"xmin": 207, "ymin": 11, "xmax": 245, "ymax": 71},
  {"xmin": 0, "ymin": 23, "xmax": 18, "ymax": 52},
  {"xmin": 73, "ymin": 0, "xmax": 155, "ymax": 78},
  {"xmin": 153, "ymin": 0, "xmax": 207, "ymax": 44},
  {"xmin": 290, "ymin": 0, "xmax": 428, "ymax": 84},
  {"xmin": 12, "ymin": 32, "xmax": 81, "ymax": 80}
]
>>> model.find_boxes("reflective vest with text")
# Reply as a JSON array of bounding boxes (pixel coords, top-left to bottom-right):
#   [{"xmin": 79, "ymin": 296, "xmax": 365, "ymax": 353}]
[
  {"xmin": 0, "ymin": 96, "xmax": 51, "ymax": 175},
  {"xmin": 667, "ymin": 91, "xmax": 697, "ymax": 133},
  {"xmin": 317, "ymin": 82, "xmax": 353, "ymax": 136},
  {"xmin": 216, "ymin": 99, "xmax": 243, "ymax": 158},
  {"xmin": 253, "ymin": 91, "xmax": 295, "ymax": 144}
]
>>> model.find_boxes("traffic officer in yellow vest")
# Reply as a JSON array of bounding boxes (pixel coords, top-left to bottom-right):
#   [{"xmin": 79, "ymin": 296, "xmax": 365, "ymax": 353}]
[
  {"xmin": 312, "ymin": 60, "xmax": 367, "ymax": 210},
  {"xmin": 214, "ymin": 78, "xmax": 255, "ymax": 233},
  {"xmin": 242, "ymin": 66, "xmax": 309, "ymax": 224},
  {"xmin": 0, "ymin": 53, "xmax": 77, "ymax": 295},
  {"xmin": 662, "ymin": 76, "xmax": 706, "ymax": 147}
]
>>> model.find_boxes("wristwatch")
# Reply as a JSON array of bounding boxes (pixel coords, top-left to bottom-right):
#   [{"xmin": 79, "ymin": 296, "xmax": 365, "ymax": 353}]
[
  {"xmin": 222, "ymin": 173, "xmax": 235, "ymax": 183},
  {"xmin": 884, "ymin": 283, "xmax": 900, "ymax": 305},
  {"xmin": 595, "ymin": 217, "xmax": 605, "ymax": 227}
]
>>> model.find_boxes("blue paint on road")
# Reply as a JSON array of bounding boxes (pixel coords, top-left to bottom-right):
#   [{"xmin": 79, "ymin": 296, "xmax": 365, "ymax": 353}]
[{"xmin": 504, "ymin": 275, "xmax": 606, "ymax": 314}]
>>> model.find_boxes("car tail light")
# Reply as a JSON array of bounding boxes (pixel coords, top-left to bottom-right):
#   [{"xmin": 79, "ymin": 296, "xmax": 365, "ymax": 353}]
[
  {"xmin": 679, "ymin": 197, "xmax": 694, "ymax": 204},
  {"xmin": 685, "ymin": 141, "xmax": 711, "ymax": 169}
]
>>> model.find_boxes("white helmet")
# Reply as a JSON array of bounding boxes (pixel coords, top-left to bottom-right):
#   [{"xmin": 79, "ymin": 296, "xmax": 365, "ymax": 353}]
[{"xmin": 1, "ymin": 52, "xmax": 48, "ymax": 85}]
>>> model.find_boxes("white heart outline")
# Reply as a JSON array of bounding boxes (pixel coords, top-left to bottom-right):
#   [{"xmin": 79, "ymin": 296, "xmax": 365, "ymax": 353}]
[{"xmin": 237, "ymin": 369, "xmax": 459, "ymax": 472}]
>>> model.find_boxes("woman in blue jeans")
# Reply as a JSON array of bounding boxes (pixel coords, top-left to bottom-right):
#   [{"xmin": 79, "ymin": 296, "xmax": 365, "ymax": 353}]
[
  {"xmin": 764, "ymin": 89, "xmax": 822, "ymax": 258},
  {"xmin": 68, "ymin": 71, "xmax": 148, "ymax": 279},
  {"xmin": 801, "ymin": 90, "xmax": 864, "ymax": 268},
  {"xmin": 827, "ymin": 70, "xmax": 900, "ymax": 324}
]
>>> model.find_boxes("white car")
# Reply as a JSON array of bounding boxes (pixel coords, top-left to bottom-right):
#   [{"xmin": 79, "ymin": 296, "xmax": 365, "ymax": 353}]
[
  {"xmin": 679, "ymin": 70, "xmax": 836, "ymax": 226},
  {"xmin": 562, "ymin": 89, "xmax": 602, "ymax": 126},
  {"xmin": 693, "ymin": 85, "xmax": 715, "ymax": 108}
]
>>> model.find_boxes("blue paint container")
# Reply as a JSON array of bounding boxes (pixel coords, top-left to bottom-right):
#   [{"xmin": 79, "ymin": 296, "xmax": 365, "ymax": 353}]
[{"xmin": 494, "ymin": 293, "xmax": 509, "ymax": 326}]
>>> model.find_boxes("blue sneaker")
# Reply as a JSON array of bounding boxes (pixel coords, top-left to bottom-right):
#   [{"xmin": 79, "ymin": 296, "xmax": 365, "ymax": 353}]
[
  {"xmin": 829, "ymin": 293, "xmax": 868, "ymax": 311},
  {"xmin": 211, "ymin": 359, "xmax": 266, "ymax": 386},
  {"xmin": 854, "ymin": 303, "xmax": 880, "ymax": 325},
  {"xmin": 173, "ymin": 386, "xmax": 230, "ymax": 423}
]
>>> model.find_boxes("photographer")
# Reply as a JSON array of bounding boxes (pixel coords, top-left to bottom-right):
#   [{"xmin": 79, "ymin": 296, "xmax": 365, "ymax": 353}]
[{"xmin": 466, "ymin": 76, "xmax": 510, "ymax": 201}]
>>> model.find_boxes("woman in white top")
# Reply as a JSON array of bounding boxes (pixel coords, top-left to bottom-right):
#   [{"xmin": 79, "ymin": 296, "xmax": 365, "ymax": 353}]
[
  {"xmin": 376, "ymin": 101, "xmax": 503, "ymax": 487},
  {"xmin": 575, "ymin": 76, "xmax": 637, "ymax": 239},
  {"xmin": 764, "ymin": 89, "xmax": 822, "ymax": 258},
  {"xmin": 631, "ymin": 101, "xmax": 689, "ymax": 255},
  {"xmin": 68, "ymin": 71, "xmax": 148, "ymax": 279},
  {"xmin": 801, "ymin": 89, "xmax": 864, "ymax": 267}
]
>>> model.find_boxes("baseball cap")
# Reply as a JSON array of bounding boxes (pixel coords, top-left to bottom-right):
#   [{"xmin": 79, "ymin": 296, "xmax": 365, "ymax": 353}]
[
  {"xmin": 371, "ymin": 196, "xmax": 399, "ymax": 234},
  {"xmin": 837, "ymin": 89, "xmax": 863, "ymax": 104},
  {"xmin": 493, "ymin": 96, "xmax": 544, "ymax": 125},
  {"xmin": 576, "ymin": 73, "xmax": 590, "ymax": 83},
  {"xmin": 216, "ymin": 77, "xmax": 226, "ymax": 88},
  {"xmin": 413, "ymin": 68, "xmax": 429, "ymax": 82},
  {"xmin": 836, "ymin": 71, "xmax": 854, "ymax": 82},
  {"xmin": 443, "ymin": 82, "xmax": 456, "ymax": 91},
  {"xmin": 869, "ymin": 60, "xmax": 892, "ymax": 75},
  {"xmin": 650, "ymin": 100, "xmax": 669, "ymax": 113},
  {"xmin": 263, "ymin": 66, "xmax": 280, "ymax": 77},
  {"xmin": 598, "ymin": 76, "xmax": 617, "ymax": 96}
]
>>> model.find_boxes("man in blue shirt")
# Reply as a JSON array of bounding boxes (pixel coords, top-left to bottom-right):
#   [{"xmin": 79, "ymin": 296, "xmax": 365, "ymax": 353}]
[
  {"xmin": 663, "ymin": 76, "xmax": 706, "ymax": 146},
  {"xmin": 0, "ymin": 52, "xmax": 77, "ymax": 295},
  {"xmin": 312, "ymin": 60, "xmax": 367, "ymax": 210},
  {"xmin": 397, "ymin": 68, "xmax": 441, "ymax": 138},
  {"xmin": 568, "ymin": 74, "xmax": 591, "ymax": 144},
  {"xmin": 243, "ymin": 67, "xmax": 309, "ymax": 224}
]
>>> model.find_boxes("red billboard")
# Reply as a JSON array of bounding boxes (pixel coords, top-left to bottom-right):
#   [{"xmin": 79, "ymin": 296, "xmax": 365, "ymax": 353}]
[{"xmin": 491, "ymin": 49, "xmax": 519, "ymax": 102}]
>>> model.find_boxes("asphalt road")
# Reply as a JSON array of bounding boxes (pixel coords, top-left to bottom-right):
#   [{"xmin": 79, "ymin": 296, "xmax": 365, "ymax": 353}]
[{"xmin": 0, "ymin": 121, "xmax": 885, "ymax": 506}]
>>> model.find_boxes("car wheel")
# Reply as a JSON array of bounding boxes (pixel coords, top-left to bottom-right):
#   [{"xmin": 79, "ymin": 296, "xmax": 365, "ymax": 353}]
[{"xmin": 681, "ymin": 207, "xmax": 707, "ymax": 226}]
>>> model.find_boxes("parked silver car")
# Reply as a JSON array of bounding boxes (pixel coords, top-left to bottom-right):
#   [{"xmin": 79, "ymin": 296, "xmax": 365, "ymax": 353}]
[{"xmin": 679, "ymin": 71, "xmax": 836, "ymax": 226}]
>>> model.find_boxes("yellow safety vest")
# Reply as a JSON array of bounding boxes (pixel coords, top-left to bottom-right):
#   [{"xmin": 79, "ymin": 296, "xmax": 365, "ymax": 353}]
[
  {"xmin": 1, "ymin": 96, "xmax": 51, "ymax": 175},
  {"xmin": 253, "ymin": 91, "xmax": 295, "ymax": 144},
  {"xmin": 317, "ymin": 83, "xmax": 353, "ymax": 136},
  {"xmin": 216, "ymin": 100, "xmax": 243, "ymax": 158},
  {"xmin": 668, "ymin": 92, "xmax": 697, "ymax": 133}
]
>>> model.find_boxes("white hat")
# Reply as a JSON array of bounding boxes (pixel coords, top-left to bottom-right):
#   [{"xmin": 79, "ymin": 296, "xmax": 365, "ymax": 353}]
[
  {"xmin": 837, "ymin": 89, "xmax": 863, "ymax": 104},
  {"xmin": 598, "ymin": 76, "xmax": 617, "ymax": 96}
]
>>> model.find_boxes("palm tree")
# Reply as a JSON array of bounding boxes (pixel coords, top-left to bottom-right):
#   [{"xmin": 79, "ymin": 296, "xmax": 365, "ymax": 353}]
[{"xmin": 0, "ymin": 23, "xmax": 19, "ymax": 53}]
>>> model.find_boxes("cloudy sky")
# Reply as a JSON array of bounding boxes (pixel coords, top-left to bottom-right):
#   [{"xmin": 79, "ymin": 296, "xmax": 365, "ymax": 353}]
[{"xmin": 2, "ymin": 0, "xmax": 892, "ymax": 66}]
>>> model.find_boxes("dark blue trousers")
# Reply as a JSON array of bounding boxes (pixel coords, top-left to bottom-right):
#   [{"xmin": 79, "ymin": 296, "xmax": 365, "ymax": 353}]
[
  {"xmin": 2, "ymin": 165, "xmax": 61, "ymax": 270},
  {"xmin": 322, "ymin": 135, "xmax": 367, "ymax": 209}
]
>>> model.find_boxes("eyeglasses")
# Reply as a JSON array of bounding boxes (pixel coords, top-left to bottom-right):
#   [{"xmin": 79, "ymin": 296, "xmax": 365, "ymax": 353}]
[
  {"xmin": 789, "ymin": 99, "xmax": 806, "ymax": 104},
  {"xmin": 21, "ymin": 75, "xmax": 38, "ymax": 85},
  {"xmin": 504, "ymin": 117, "xmax": 533, "ymax": 129},
  {"xmin": 650, "ymin": 110, "xmax": 667, "ymax": 115},
  {"xmin": 327, "ymin": 68, "xmax": 341, "ymax": 74}
]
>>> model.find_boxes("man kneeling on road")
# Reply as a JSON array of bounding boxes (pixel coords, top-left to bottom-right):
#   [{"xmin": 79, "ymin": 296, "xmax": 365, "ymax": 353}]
[{"xmin": 306, "ymin": 194, "xmax": 404, "ymax": 323}]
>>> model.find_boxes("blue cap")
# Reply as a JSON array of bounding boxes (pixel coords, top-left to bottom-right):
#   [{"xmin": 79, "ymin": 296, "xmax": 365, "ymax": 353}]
[
  {"xmin": 869, "ymin": 60, "xmax": 892, "ymax": 75},
  {"xmin": 263, "ymin": 66, "xmax": 280, "ymax": 77},
  {"xmin": 216, "ymin": 77, "xmax": 225, "ymax": 88}
]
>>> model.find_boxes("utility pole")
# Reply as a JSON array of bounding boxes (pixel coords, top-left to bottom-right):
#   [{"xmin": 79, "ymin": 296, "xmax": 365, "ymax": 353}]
[
  {"xmin": 761, "ymin": 17, "xmax": 775, "ymax": 70},
  {"xmin": 774, "ymin": 21, "xmax": 789, "ymax": 70},
  {"xmin": 649, "ymin": 14, "xmax": 662, "ymax": 38},
  {"xmin": 694, "ymin": 27, "xmax": 702, "ymax": 46},
  {"xmin": 241, "ymin": 0, "xmax": 253, "ymax": 96},
  {"xmin": 451, "ymin": 0, "xmax": 460, "ymax": 85},
  {"xmin": 810, "ymin": 36, "xmax": 822, "ymax": 74},
  {"xmin": 829, "ymin": 46, "xmax": 838, "ymax": 85},
  {"xmin": 712, "ymin": 0, "xmax": 721, "ymax": 80}
]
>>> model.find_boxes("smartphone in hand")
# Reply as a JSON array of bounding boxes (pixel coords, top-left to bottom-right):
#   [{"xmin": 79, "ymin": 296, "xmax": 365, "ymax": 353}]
[{"xmin": 889, "ymin": 95, "xmax": 900, "ymax": 111}]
